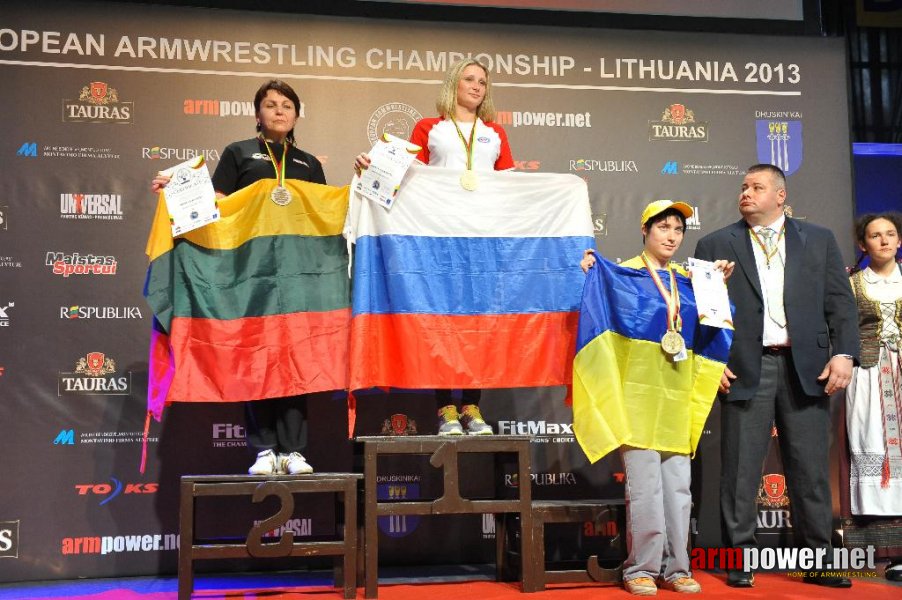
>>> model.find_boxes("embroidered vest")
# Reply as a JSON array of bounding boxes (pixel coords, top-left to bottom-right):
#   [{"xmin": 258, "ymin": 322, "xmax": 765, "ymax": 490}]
[{"xmin": 850, "ymin": 269, "xmax": 902, "ymax": 368}]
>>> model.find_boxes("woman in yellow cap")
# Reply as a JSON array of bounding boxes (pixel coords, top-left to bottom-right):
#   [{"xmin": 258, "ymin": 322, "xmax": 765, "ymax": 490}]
[{"xmin": 579, "ymin": 200, "xmax": 733, "ymax": 596}]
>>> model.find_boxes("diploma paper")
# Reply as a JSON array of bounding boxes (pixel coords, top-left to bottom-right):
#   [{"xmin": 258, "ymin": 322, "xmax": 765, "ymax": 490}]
[
  {"xmin": 688, "ymin": 257, "xmax": 734, "ymax": 330},
  {"xmin": 160, "ymin": 156, "xmax": 219, "ymax": 236},
  {"xmin": 355, "ymin": 133, "xmax": 420, "ymax": 209}
]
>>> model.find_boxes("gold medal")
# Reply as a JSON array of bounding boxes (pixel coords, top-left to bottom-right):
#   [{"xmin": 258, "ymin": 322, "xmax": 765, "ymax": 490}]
[
  {"xmin": 460, "ymin": 169, "xmax": 478, "ymax": 191},
  {"xmin": 270, "ymin": 185, "xmax": 292, "ymax": 206},
  {"xmin": 661, "ymin": 330, "xmax": 685, "ymax": 356}
]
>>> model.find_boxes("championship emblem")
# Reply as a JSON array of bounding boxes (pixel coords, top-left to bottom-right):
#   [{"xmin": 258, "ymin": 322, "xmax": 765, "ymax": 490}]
[
  {"xmin": 756, "ymin": 120, "xmax": 803, "ymax": 176},
  {"xmin": 381, "ymin": 413, "xmax": 417, "ymax": 436},
  {"xmin": 756, "ymin": 473, "xmax": 790, "ymax": 508}
]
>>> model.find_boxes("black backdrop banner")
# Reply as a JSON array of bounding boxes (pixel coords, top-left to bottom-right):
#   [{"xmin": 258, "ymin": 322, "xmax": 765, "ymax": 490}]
[{"xmin": 0, "ymin": 0, "xmax": 853, "ymax": 582}]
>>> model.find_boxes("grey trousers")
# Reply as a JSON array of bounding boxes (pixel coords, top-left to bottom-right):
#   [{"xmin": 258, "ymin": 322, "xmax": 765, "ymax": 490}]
[{"xmin": 621, "ymin": 446, "xmax": 692, "ymax": 582}]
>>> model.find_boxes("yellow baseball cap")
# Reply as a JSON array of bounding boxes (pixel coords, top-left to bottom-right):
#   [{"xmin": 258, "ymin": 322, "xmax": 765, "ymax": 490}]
[{"xmin": 640, "ymin": 199, "xmax": 693, "ymax": 226}]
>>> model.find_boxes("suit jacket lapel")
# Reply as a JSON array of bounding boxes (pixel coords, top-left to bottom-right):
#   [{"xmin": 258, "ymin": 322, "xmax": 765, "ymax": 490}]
[
  {"xmin": 729, "ymin": 220, "xmax": 762, "ymax": 302},
  {"xmin": 783, "ymin": 218, "xmax": 805, "ymax": 297}
]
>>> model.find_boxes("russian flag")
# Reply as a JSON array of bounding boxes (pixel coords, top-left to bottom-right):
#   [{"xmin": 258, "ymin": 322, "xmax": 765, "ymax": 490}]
[{"xmin": 348, "ymin": 163, "xmax": 595, "ymax": 392}]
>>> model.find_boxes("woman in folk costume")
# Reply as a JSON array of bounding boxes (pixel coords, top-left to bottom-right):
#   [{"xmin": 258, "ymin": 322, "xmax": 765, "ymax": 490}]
[
  {"xmin": 843, "ymin": 212, "xmax": 902, "ymax": 581},
  {"xmin": 354, "ymin": 58, "xmax": 513, "ymax": 436},
  {"xmin": 576, "ymin": 200, "xmax": 734, "ymax": 595}
]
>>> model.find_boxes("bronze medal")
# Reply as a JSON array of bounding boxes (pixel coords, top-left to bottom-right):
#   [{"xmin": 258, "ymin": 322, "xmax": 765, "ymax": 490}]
[{"xmin": 661, "ymin": 330, "xmax": 685, "ymax": 356}]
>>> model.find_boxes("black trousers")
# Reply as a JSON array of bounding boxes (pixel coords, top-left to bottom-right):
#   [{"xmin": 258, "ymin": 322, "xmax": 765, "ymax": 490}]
[
  {"xmin": 244, "ymin": 395, "xmax": 308, "ymax": 453},
  {"xmin": 720, "ymin": 352, "xmax": 833, "ymax": 553},
  {"xmin": 435, "ymin": 389, "xmax": 481, "ymax": 408}
]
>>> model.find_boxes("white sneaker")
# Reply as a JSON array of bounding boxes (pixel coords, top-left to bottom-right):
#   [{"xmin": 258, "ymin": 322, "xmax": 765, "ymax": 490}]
[
  {"xmin": 280, "ymin": 452, "xmax": 314, "ymax": 475},
  {"xmin": 248, "ymin": 449, "xmax": 279, "ymax": 475}
]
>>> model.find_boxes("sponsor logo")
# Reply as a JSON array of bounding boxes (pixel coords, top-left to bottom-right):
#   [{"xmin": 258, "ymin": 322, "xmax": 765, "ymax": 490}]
[
  {"xmin": 376, "ymin": 474, "xmax": 421, "ymax": 537},
  {"xmin": 255, "ymin": 518, "xmax": 312, "ymax": 539},
  {"xmin": 0, "ymin": 366, "xmax": 5, "ymax": 378},
  {"xmin": 60, "ymin": 193, "xmax": 123, "ymax": 221},
  {"xmin": 58, "ymin": 352, "xmax": 133, "ymax": 396},
  {"xmin": 142, "ymin": 146, "xmax": 220, "ymax": 162},
  {"xmin": 757, "ymin": 473, "xmax": 790, "ymax": 509},
  {"xmin": 496, "ymin": 110, "xmax": 592, "ymax": 128},
  {"xmin": 513, "ymin": 160, "xmax": 541, "ymax": 171},
  {"xmin": 0, "ymin": 301, "xmax": 13, "ymax": 327},
  {"xmin": 46, "ymin": 251, "xmax": 117, "ymax": 277},
  {"xmin": 212, "ymin": 423, "xmax": 247, "ymax": 448},
  {"xmin": 592, "ymin": 213, "xmax": 608, "ymax": 237},
  {"xmin": 0, "ymin": 256, "xmax": 22, "ymax": 269},
  {"xmin": 693, "ymin": 545, "xmax": 877, "ymax": 573},
  {"xmin": 62, "ymin": 81, "xmax": 133, "ymax": 124},
  {"xmin": 569, "ymin": 159, "xmax": 639, "ymax": 173},
  {"xmin": 380, "ymin": 413, "xmax": 418, "ymax": 436},
  {"xmin": 41, "ymin": 144, "xmax": 120, "ymax": 159},
  {"xmin": 680, "ymin": 162, "xmax": 742, "ymax": 176},
  {"xmin": 366, "ymin": 102, "xmax": 423, "ymax": 145},
  {"xmin": 481, "ymin": 513, "xmax": 496, "ymax": 540},
  {"xmin": 61, "ymin": 306, "xmax": 143, "ymax": 319},
  {"xmin": 16, "ymin": 142, "xmax": 37, "ymax": 157},
  {"xmin": 78, "ymin": 430, "xmax": 157, "ymax": 445},
  {"xmin": 497, "ymin": 419, "xmax": 575, "ymax": 443},
  {"xmin": 583, "ymin": 517, "xmax": 620, "ymax": 538},
  {"xmin": 661, "ymin": 160, "xmax": 680, "ymax": 175},
  {"xmin": 54, "ymin": 429, "xmax": 75, "ymax": 445},
  {"xmin": 61, "ymin": 533, "xmax": 179, "ymax": 555},
  {"xmin": 756, "ymin": 120, "xmax": 803, "ymax": 176},
  {"xmin": 0, "ymin": 205, "xmax": 7, "ymax": 230},
  {"xmin": 75, "ymin": 478, "xmax": 158, "ymax": 505},
  {"xmin": 648, "ymin": 104, "xmax": 708, "ymax": 142},
  {"xmin": 505, "ymin": 472, "xmax": 578, "ymax": 487},
  {"xmin": 685, "ymin": 206, "xmax": 701, "ymax": 231},
  {"xmin": 184, "ymin": 98, "xmax": 305, "ymax": 118},
  {"xmin": 0, "ymin": 521, "xmax": 19, "ymax": 558}
]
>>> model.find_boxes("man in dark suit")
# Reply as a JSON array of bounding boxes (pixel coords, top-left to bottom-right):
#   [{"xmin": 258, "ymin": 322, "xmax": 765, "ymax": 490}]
[{"xmin": 695, "ymin": 164, "xmax": 859, "ymax": 588}]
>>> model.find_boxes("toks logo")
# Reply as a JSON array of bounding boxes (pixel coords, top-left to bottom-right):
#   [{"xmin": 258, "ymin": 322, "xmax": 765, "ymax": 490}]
[
  {"xmin": 63, "ymin": 81, "xmax": 133, "ymax": 124},
  {"xmin": 648, "ymin": 104, "xmax": 708, "ymax": 142},
  {"xmin": 46, "ymin": 251, "xmax": 117, "ymax": 277},
  {"xmin": 76, "ymin": 478, "xmax": 158, "ymax": 506},
  {"xmin": 60, "ymin": 193, "xmax": 123, "ymax": 220},
  {"xmin": 0, "ymin": 301, "xmax": 13, "ymax": 327},
  {"xmin": 58, "ymin": 352, "xmax": 132, "ymax": 396}
]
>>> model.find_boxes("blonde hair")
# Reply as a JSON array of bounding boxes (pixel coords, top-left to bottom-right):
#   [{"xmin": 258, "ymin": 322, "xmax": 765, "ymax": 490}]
[{"xmin": 435, "ymin": 59, "xmax": 496, "ymax": 122}]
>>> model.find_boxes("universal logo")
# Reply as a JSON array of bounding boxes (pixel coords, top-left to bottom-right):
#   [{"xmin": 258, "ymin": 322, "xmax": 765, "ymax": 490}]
[
  {"xmin": 60, "ymin": 193, "xmax": 123, "ymax": 221},
  {"xmin": 63, "ymin": 81, "xmax": 133, "ymax": 124},
  {"xmin": 58, "ymin": 352, "xmax": 133, "ymax": 396},
  {"xmin": 648, "ymin": 104, "xmax": 708, "ymax": 142},
  {"xmin": 367, "ymin": 102, "xmax": 423, "ymax": 145}
]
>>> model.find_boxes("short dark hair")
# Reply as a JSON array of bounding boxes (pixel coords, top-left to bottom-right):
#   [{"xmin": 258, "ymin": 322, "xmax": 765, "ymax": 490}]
[
  {"xmin": 253, "ymin": 79, "xmax": 301, "ymax": 145},
  {"xmin": 746, "ymin": 163, "xmax": 786, "ymax": 190},
  {"xmin": 643, "ymin": 207, "xmax": 687, "ymax": 232},
  {"xmin": 855, "ymin": 212, "xmax": 902, "ymax": 246}
]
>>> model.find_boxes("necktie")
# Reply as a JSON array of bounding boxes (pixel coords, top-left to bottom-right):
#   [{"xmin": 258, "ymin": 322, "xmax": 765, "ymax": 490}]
[{"xmin": 759, "ymin": 227, "xmax": 786, "ymax": 327}]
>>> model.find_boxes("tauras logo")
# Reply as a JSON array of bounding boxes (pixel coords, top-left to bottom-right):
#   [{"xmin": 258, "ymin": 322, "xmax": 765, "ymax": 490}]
[
  {"xmin": 497, "ymin": 420, "xmax": 573, "ymax": 435},
  {"xmin": 63, "ymin": 81, "xmax": 133, "ymax": 124},
  {"xmin": 0, "ymin": 520, "xmax": 19, "ymax": 558},
  {"xmin": 61, "ymin": 306, "xmax": 143, "ymax": 319},
  {"xmin": 648, "ymin": 104, "xmax": 708, "ymax": 142},
  {"xmin": 58, "ymin": 352, "xmax": 132, "ymax": 396},
  {"xmin": 46, "ymin": 251, "xmax": 117, "ymax": 277}
]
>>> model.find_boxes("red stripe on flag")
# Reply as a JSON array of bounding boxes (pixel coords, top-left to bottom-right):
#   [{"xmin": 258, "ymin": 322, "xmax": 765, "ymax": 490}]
[
  {"xmin": 163, "ymin": 308, "xmax": 350, "ymax": 403},
  {"xmin": 350, "ymin": 311, "xmax": 578, "ymax": 390}
]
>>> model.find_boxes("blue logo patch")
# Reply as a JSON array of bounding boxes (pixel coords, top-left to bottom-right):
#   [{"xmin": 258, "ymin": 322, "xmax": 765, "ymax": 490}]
[{"xmin": 756, "ymin": 120, "xmax": 803, "ymax": 176}]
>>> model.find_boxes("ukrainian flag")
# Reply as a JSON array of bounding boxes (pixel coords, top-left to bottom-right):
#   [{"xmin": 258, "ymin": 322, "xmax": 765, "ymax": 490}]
[
  {"xmin": 144, "ymin": 178, "xmax": 350, "ymax": 421},
  {"xmin": 573, "ymin": 255, "xmax": 732, "ymax": 463}
]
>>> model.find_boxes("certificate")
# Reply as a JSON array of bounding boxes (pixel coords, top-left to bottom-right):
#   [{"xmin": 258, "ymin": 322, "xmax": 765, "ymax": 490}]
[
  {"xmin": 160, "ymin": 155, "xmax": 219, "ymax": 236},
  {"xmin": 688, "ymin": 257, "xmax": 734, "ymax": 330},
  {"xmin": 355, "ymin": 133, "xmax": 420, "ymax": 209}
]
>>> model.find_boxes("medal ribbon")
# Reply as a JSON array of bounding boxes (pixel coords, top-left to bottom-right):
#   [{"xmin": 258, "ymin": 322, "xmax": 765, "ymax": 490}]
[
  {"xmin": 749, "ymin": 224, "xmax": 785, "ymax": 266},
  {"xmin": 641, "ymin": 252, "xmax": 682, "ymax": 333},
  {"xmin": 450, "ymin": 117, "xmax": 477, "ymax": 171},
  {"xmin": 261, "ymin": 137, "xmax": 288, "ymax": 187}
]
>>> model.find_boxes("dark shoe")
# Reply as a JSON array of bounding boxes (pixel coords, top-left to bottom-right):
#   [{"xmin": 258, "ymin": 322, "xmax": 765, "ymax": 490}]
[
  {"xmin": 726, "ymin": 571, "xmax": 754, "ymax": 587},
  {"xmin": 803, "ymin": 574, "xmax": 852, "ymax": 588},
  {"xmin": 886, "ymin": 563, "xmax": 902, "ymax": 581}
]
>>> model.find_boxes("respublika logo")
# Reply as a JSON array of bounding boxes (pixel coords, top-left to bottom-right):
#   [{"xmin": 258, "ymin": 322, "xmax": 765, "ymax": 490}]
[
  {"xmin": 504, "ymin": 472, "xmax": 578, "ymax": 487},
  {"xmin": 46, "ymin": 251, "xmax": 117, "ymax": 277},
  {"xmin": 0, "ymin": 520, "xmax": 19, "ymax": 558},
  {"xmin": 367, "ymin": 102, "xmax": 423, "ymax": 145},
  {"xmin": 496, "ymin": 110, "xmax": 592, "ymax": 128},
  {"xmin": 142, "ymin": 146, "xmax": 220, "ymax": 162},
  {"xmin": 16, "ymin": 142, "xmax": 37, "ymax": 157},
  {"xmin": 75, "ymin": 478, "xmax": 158, "ymax": 506},
  {"xmin": 0, "ymin": 302, "xmax": 13, "ymax": 327},
  {"xmin": 756, "ymin": 119, "xmax": 803, "ymax": 176},
  {"xmin": 63, "ymin": 81, "xmax": 133, "ymax": 124},
  {"xmin": 60, "ymin": 193, "xmax": 123, "ymax": 221},
  {"xmin": 58, "ymin": 352, "xmax": 132, "ymax": 396},
  {"xmin": 649, "ymin": 103, "xmax": 708, "ymax": 141},
  {"xmin": 569, "ymin": 158, "xmax": 639, "ymax": 173},
  {"xmin": 184, "ymin": 98, "xmax": 305, "ymax": 118},
  {"xmin": 61, "ymin": 306, "xmax": 143, "ymax": 319}
]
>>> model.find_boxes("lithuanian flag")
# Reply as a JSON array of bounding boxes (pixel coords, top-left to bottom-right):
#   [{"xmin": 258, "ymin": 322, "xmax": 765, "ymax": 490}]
[
  {"xmin": 572, "ymin": 255, "xmax": 732, "ymax": 463},
  {"xmin": 144, "ymin": 179, "xmax": 350, "ymax": 420}
]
